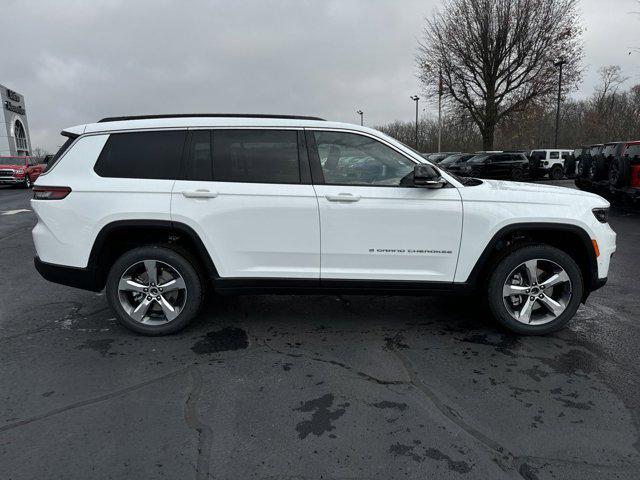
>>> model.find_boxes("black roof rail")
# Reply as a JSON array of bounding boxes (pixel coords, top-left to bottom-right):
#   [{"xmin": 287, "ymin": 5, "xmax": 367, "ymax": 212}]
[{"xmin": 98, "ymin": 113, "xmax": 326, "ymax": 123}]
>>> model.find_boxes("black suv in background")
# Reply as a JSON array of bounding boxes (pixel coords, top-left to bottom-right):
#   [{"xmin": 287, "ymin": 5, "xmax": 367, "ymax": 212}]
[
  {"xmin": 577, "ymin": 144, "xmax": 603, "ymax": 179},
  {"xmin": 439, "ymin": 153, "xmax": 474, "ymax": 170},
  {"xmin": 456, "ymin": 152, "xmax": 529, "ymax": 180},
  {"xmin": 589, "ymin": 142, "xmax": 624, "ymax": 181}
]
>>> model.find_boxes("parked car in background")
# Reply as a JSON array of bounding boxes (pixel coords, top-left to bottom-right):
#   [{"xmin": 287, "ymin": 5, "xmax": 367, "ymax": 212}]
[
  {"xmin": 423, "ymin": 152, "xmax": 462, "ymax": 163},
  {"xmin": 577, "ymin": 144, "xmax": 604, "ymax": 179},
  {"xmin": 457, "ymin": 152, "xmax": 529, "ymax": 180},
  {"xmin": 588, "ymin": 142, "xmax": 624, "ymax": 182},
  {"xmin": 0, "ymin": 156, "xmax": 46, "ymax": 188},
  {"xmin": 438, "ymin": 153, "xmax": 474, "ymax": 169},
  {"xmin": 528, "ymin": 149, "xmax": 574, "ymax": 180}
]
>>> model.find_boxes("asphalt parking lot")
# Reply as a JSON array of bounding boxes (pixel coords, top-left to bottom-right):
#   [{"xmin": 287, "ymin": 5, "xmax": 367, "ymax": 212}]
[{"xmin": 0, "ymin": 181, "xmax": 639, "ymax": 480}]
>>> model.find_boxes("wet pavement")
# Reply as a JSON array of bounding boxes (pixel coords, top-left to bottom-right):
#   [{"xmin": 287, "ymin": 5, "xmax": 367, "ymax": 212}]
[{"xmin": 0, "ymin": 182, "xmax": 639, "ymax": 479}]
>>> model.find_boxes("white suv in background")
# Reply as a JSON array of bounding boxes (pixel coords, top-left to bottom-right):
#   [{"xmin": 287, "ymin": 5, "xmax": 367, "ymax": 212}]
[
  {"xmin": 529, "ymin": 149, "xmax": 574, "ymax": 179},
  {"xmin": 32, "ymin": 114, "xmax": 615, "ymax": 335}
]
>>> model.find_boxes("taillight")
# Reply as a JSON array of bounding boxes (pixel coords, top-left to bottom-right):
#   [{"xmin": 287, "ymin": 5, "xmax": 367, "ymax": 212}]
[
  {"xmin": 631, "ymin": 165, "xmax": 640, "ymax": 188},
  {"xmin": 32, "ymin": 186, "xmax": 71, "ymax": 200}
]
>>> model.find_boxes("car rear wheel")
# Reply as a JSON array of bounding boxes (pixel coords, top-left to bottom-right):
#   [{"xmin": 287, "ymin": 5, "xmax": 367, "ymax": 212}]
[
  {"xmin": 511, "ymin": 167, "xmax": 524, "ymax": 181},
  {"xmin": 550, "ymin": 165, "xmax": 564, "ymax": 180},
  {"xmin": 106, "ymin": 246, "xmax": 204, "ymax": 335},
  {"xmin": 487, "ymin": 245, "xmax": 583, "ymax": 335}
]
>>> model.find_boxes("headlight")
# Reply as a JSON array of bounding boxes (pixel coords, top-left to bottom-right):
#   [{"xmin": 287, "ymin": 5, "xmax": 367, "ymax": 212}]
[
  {"xmin": 16, "ymin": 169, "xmax": 24, "ymax": 174},
  {"xmin": 592, "ymin": 207, "xmax": 609, "ymax": 223}
]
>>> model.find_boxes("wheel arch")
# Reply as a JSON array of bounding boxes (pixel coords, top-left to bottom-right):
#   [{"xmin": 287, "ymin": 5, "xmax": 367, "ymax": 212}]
[
  {"xmin": 88, "ymin": 220, "xmax": 219, "ymax": 290},
  {"xmin": 466, "ymin": 222, "xmax": 599, "ymax": 300}
]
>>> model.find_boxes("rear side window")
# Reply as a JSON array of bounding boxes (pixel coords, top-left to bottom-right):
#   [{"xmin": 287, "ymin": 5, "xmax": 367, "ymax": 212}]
[
  {"xmin": 212, "ymin": 130, "xmax": 300, "ymax": 184},
  {"xmin": 550, "ymin": 151, "xmax": 559, "ymax": 159},
  {"xmin": 94, "ymin": 130, "xmax": 186, "ymax": 179},
  {"xmin": 625, "ymin": 145, "xmax": 640, "ymax": 157}
]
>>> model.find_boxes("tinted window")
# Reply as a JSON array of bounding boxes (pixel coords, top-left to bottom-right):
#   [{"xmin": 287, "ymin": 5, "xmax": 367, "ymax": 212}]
[
  {"xmin": 561, "ymin": 152, "xmax": 571, "ymax": 159},
  {"xmin": 492, "ymin": 154, "xmax": 511, "ymax": 162},
  {"xmin": 590, "ymin": 146, "xmax": 602, "ymax": 156},
  {"xmin": 625, "ymin": 145, "xmax": 640, "ymax": 157},
  {"xmin": 43, "ymin": 137, "xmax": 76, "ymax": 173},
  {"xmin": 95, "ymin": 130, "xmax": 185, "ymax": 179},
  {"xmin": 313, "ymin": 131, "xmax": 415, "ymax": 186},
  {"xmin": 550, "ymin": 151, "xmax": 559, "ymax": 159},
  {"xmin": 212, "ymin": 130, "xmax": 299, "ymax": 184},
  {"xmin": 574, "ymin": 148, "xmax": 582, "ymax": 157},
  {"xmin": 603, "ymin": 145, "xmax": 616, "ymax": 157},
  {"xmin": 184, "ymin": 130, "xmax": 213, "ymax": 181}
]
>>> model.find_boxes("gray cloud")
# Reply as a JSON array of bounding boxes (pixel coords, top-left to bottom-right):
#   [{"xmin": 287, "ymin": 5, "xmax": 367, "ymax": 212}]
[{"xmin": 1, "ymin": 0, "xmax": 638, "ymax": 151}]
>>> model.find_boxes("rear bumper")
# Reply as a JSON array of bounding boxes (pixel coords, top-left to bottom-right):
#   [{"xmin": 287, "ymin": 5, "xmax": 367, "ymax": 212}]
[{"xmin": 34, "ymin": 256, "xmax": 101, "ymax": 292}]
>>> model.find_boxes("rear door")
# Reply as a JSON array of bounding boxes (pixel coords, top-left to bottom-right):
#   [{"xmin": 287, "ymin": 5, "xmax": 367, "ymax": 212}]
[
  {"xmin": 171, "ymin": 129, "xmax": 320, "ymax": 280},
  {"xmin": 308, "ymin": 129, "xmax": 462, "ymax": 283}
]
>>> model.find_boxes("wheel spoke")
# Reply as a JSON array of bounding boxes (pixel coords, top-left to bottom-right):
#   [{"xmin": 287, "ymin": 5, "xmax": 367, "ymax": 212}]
[
  {"xmin": 158, "ymin": 295, "xmax": 179, "ymax": 321},
  {"xmin": 158, "ymin": 277, "xmax": 186, "ymax": 293},
  {"xmin": 503, "ymin": 284, "xmax": 529, "ymax": 297},
  {"xmin": 144, "ymin": 260, "xmax": 158, "ymax": 285},
  {"xmin": 118, "ymin": 278, "xmax": 147, "ymax": 293},
  {"xmin": 517, "ymin": 297, "xmax": 535, "ymax": 323},
  {"xmin": 540, "ymin": 270, "xmax": 570, "ymax": 290},
  {"xmin": 130, "ymin": 297, "xmax": 153, "ymax": 322},
  {"xmin": 524, "ymin": 260, "xmax": 539, "ymax": 285},
  {"xmin": 539, "ymin": 294, "xmax": 565, "ymax": 317}
]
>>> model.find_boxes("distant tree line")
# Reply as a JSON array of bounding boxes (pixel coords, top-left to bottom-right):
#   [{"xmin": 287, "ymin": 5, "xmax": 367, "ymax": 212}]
[{"xmin": 377, "ymin": 66, "xmax": 640, "ymax": 152}]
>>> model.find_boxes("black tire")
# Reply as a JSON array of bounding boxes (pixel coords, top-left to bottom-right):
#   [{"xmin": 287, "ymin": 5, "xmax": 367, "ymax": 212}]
[
  {"xmin": 550, "ymin": 165, "xmax": 564, "ymax": 180},
  {"xmin": 609, "ymin": 157, "xmax": 629, "ymax": 188},
  {"xmin": 511, "ymin": 167, "xmax": 524, "ymax": 181},
  {"xmin": 106, "ymin": 245, "xmax": 204, "ymax": 335},
  {"xmin": 487, "ymin": 244, "xmax": 584, "ymax": 335}
]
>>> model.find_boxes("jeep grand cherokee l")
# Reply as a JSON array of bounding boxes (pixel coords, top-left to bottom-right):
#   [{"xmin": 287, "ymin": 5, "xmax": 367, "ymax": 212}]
[{"xmin": 32, "ymin": 114, "xmax": 616, "ymax": 336}]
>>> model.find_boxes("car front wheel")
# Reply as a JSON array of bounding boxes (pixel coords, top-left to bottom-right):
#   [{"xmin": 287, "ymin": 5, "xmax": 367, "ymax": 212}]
[
  {"xmin": 487, "ymin": 245, "xmax": 583, "ymax": 335},
  {"xmin": 106, "ymin": 246, "xmax": 204, "ymax": 335}
]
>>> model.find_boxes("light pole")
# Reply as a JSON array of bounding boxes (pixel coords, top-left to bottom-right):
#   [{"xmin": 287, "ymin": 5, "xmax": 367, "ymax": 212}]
[
  {"xmin": 553, "ymin": 59, "xmax": 566, "ymax": 148},
  {"xmin": 410, "ymin": 95, "xmax": 420, "ymax": 150},
  {"xmin": 356, "ymin": 109, "xmax": 363, "ymax": 126}
]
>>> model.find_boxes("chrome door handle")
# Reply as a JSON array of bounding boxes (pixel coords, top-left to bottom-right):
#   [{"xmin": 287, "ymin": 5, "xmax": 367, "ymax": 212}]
[
  {"xmin": 325, "ymin": 193, "xmax": 361, "ymax": 202},
  {"xmin": 183, "ymin": 189, "xmax": 218, "ymax": 198}
]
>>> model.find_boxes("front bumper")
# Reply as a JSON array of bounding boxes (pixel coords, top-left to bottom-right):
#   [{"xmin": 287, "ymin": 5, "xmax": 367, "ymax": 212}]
[
  {"xmin": 0, "ymin": 177, "xmax": 22, "ymax": 184},
  {"xmin": 34, "ymin": 256, "xmax": 101, "ymax": 292}
]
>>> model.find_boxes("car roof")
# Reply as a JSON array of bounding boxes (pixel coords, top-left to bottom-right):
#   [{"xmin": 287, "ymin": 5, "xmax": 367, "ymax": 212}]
[{"xmin": 64, "ymin": 115, "xmax": 360, "ymax": 136}]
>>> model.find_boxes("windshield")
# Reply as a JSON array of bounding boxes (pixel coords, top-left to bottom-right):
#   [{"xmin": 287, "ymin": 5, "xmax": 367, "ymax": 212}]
[
  {"xmin": 0, "ymin": 157, "xmax": 25, "ymax": 165},
  {"xmin": 439, "ymin": 154, "xmax": 463, "ymax": 166},
  {"xmin": 467, "ymin": 154, "xmax": 489, "ymax": 164}
]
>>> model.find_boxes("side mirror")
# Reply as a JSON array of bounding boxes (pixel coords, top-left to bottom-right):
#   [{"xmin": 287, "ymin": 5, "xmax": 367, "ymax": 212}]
[{"xmin": 413, "ymin": 164, "xmax": 446, "ymax": 189}]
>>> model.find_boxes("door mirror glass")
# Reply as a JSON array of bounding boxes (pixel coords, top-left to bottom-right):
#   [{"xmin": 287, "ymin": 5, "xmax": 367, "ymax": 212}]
[{"xmin": 413, "ymin": 164, "xmax": 446, "ymax": 188}]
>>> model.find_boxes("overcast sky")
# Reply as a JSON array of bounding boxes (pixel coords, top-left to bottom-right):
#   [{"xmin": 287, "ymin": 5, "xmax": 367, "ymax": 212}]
[{"xmin": 2, "ymin": 0, "xmax": 639, "ymax": 152}]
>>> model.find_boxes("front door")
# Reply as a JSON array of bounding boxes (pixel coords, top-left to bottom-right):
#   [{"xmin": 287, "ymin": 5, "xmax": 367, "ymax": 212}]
[
  {"xmin": 308, "ymin": 130, "xmax": 463, "ymax": 283},
  {"xmin": 171, "ymin": 129, "xmax": 320, "ymax": 279}
]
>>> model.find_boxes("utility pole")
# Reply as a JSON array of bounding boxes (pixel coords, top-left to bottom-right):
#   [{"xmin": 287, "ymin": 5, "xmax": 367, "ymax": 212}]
[
  {"xmin": 438, "ymin": 69, "xmax": 443, "ymax": 153},
  {"xmin": 356, "ymin": 109, "xmax": 363, "ymax": 126},
  {"xmin": 553, "ymin": 59, "xmax": 566, "ymax": 148},
  {"xmin": 410, "ymin": 95, "xmax": 420, "ymax": 150}
]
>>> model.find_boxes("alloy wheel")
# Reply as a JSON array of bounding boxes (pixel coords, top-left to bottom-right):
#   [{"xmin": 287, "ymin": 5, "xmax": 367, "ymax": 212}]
[
  {"xmin": 502, "ymin": 258, "xmax": 572, "ymax": 325},
  {"xmin": 117, "ymin": 260, "xmax": 187, "ymax": 325}
]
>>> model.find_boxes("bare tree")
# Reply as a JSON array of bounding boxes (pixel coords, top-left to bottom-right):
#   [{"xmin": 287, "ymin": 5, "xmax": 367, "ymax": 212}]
[{"xmin": 417, "ymin": 0, "xmax": 583, "ymax": 149}]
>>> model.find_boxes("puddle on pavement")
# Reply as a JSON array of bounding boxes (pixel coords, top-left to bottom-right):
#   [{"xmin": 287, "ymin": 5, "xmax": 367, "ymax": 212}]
[{"xmin": 191, "ymin": 327, "xmax": 248, "ymax": 354}]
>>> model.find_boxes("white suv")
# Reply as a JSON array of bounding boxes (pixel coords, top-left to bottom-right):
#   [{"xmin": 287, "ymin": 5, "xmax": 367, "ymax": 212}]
[
  {"xmin": 32, "ymin": 114, "xmax": 616, "ymax": 335},
  {"xmin": 529, "ymin": 149, "xmax": 574, "ymax": 179}
]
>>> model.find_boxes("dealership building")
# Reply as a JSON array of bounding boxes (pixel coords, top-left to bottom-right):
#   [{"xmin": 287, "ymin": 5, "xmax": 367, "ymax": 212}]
[{"xmin": 0, "ymin": 84, "xmax": 32, "ymax": 156}]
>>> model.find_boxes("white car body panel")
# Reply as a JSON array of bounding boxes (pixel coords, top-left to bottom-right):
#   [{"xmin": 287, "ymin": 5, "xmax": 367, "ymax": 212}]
[
  {"xmin": 314, "ymin": 184, "xmax": 462, "ymax": 281},
  {"xmin": 171, "ymin": 180, "xmax": 320, "ymax": 278}
]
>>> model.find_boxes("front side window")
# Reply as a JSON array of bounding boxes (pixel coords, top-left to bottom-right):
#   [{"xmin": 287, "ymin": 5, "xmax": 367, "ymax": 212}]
[
  {"xmin": 94, "ymin": 130, "xmax": 186, "ymax": 179},
  {"xmin": 313, "ymin": 131, "xmax": 415, "ymax": 186},
  {"xmin": 184, "ymin": 130, "xmax": 213, "ymax": 181},
  {"xmin": 212, "ymin": 130, "xmax": 300, "ymax": 184}
]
